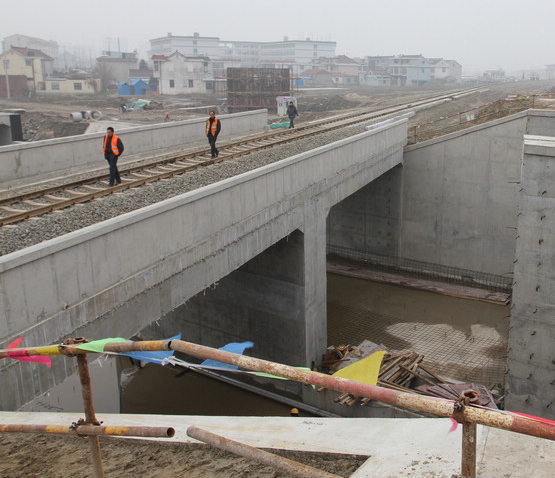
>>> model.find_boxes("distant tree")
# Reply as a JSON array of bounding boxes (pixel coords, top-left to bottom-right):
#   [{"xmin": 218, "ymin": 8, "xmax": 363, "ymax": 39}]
[{"xmin": 139, "ymin": 59, "xmax": 148, "ymax": 70}]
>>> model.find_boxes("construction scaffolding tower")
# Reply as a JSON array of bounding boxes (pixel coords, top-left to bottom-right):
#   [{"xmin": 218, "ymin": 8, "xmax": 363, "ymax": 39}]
[{"xmin": 226, "ymin": 68, "xmax": 291, "ymax": 113}]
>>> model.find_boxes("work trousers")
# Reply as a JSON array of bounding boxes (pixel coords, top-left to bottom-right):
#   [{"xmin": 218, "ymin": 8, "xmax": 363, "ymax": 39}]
[
  {"xmin": 105, "ymin": 154, "xmax": 121, "ymax": 185},
  {"xmin": 207, "ymin": 135, "xmax": 219, "ymax": 157},
  {"xmin": 288, "ymin": 116, "xmax": 295, "ymax": 128}
]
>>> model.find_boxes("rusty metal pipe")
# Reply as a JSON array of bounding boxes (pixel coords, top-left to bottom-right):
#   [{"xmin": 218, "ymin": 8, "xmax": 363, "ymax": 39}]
[
  {"xmin": 187, "ymin": 426, "xmax": 342, "ymax": 478},
  {"xmin": 461, "ymin": 421, "xmax": 477, "ymax": 478},
  {"xmin": 153, "ymin": 339, "xmax": 555, "ymax": 442},
  {"xmin": 5, "ymin": 339, "xmax": 555, "ymax": 441},
  {"xmin": 0, "ymin": 423, "xmax": 175, "ymax": 437},
  {"xmin": 76, "ymin": 352, "xmax": 104, "ymax": 478}
]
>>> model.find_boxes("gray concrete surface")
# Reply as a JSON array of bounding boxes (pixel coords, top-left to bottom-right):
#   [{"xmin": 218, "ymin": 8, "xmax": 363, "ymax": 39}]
[
  {"xmin": 0, "ymin": 117, "xmax": 407, "ymax": 410},
  {"xmin": 0, "ymin": 109, "xmax": 267, "ymax": 184},
  {"xmin": 1, "ymin": 412, "xmax": 554, "ymax": 477},
  {"xmin": 507, "ymin": 135, "xmax": 555, "ymax": 419},
  {"xmin": 329, "ymin": 109, "xmax": 555, "ymax": 278}
]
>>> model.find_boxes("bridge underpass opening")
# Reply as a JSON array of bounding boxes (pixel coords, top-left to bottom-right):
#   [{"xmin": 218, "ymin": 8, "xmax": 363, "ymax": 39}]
[
  {"xmin": 136, "ymin": 230, "xmax": 311, "ymax": 394},
  {"xmin": 325, "ymin": 167, "xmax": 510, "ymax": 390}
]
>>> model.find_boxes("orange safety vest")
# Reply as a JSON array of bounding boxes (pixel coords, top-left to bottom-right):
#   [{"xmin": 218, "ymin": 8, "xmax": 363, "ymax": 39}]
[
  {"xmin": 206, "ymin": 117, "xmax": 219, "ymax": 136},
  {"xmin": 103, "ymin": 134, "xmax": 120, "ymax": 155}
]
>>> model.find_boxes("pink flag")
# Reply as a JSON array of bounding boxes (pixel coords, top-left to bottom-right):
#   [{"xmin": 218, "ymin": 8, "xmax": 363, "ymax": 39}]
[{"xmin": 6, "ymin": 337, "xmax": 51, "ymax": 368}]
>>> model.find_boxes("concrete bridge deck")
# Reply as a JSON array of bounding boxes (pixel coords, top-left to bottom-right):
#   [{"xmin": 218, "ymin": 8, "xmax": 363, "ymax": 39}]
[{"xmin": 0, "ymin": 116, "xmax": 408, "ymax": 410}]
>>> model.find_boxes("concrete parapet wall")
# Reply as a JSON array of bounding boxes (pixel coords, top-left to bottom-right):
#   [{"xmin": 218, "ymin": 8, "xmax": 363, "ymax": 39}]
[
  {"xmin": 0, "ymin": 110, "xmax": 267, "ymax": 184},
  {"xmin": 507, "ymin": 135, "xmax": 555, "ymax": 418},
  {"xmin": 0, "ymin": 118, "xmax": 407, "ymax": 409}
]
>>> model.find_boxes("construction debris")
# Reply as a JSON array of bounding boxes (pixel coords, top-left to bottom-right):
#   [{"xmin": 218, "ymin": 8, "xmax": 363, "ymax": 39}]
[{"xmin": 322, "ymin": 341, "xmax": 501, "ymax": 409}]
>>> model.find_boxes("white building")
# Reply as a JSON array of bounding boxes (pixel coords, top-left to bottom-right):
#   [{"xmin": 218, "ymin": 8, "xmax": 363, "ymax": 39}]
[
  {"xmin": 2, "ymin": 34, "xmax": 58, "ymax": 67},
  {"xmin": 149, "ymin": 33, "xmax": 221, "ymax": 59},
  {"xmin": 152, "ymin": 52, "xmax": 215, "ymax": 95},
  {"xmin": 149, "ymin": 33, "xmax": 336, "ymax": 77}
]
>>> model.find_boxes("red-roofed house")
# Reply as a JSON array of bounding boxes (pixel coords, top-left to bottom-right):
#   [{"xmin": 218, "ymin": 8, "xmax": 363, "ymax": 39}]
[{"xmin": 0, "ymin": 46, "xmax": 54, "ymax": 95}]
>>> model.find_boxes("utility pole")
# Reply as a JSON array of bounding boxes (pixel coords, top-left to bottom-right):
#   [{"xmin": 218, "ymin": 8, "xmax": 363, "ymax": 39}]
[{"xmin": 3, "ymin": 59, "xmax": 10, "ymax": 99}]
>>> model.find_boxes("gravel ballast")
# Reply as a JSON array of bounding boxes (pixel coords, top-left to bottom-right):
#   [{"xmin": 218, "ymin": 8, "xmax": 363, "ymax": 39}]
[{"xmin": 0, "ymin": 125, "xmax": 367, "ymax": 257}]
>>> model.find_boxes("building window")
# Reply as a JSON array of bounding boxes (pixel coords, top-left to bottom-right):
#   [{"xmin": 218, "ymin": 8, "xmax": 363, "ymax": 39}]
[
  {"xmin": 169, "ymin": 79, "xmax": 175, "ymax": 88},
  {"xmin": 25, "ymin": 59, "xmax": 32, "ymax": 66},
  {"xmin": 193, "ymin": 48, "xmax": 198, "ymax": 54},
  {"xmin": 188, "ymin": 79, "xmax": 194, "ymax": 88},
  {"xmin": 206, "ymin": 82, "xmax": 213, "ymax": 90},
  {"xmin": 51, "ymin": 82, "xmax": 60, "ymax": 90},
  {"xmin": 38, "ymin": 82, "xmax": 46, "ymax": 91},
  {"xmin": 154, "ymin": 62, "xmax": 159, "ymax": 72},
  {"xmin": 74, "ymin": 82, "xmax": 82, "ymax": 90}
]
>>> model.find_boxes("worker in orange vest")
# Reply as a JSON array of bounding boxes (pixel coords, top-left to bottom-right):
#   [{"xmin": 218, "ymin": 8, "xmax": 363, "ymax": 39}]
[
  {"xmin": 206, "ymin": 110, "xmax": 221, "ymax": 158},
  {"xmin": 103, "ymin": 126, "xmax": 124, "ymax": 186}
]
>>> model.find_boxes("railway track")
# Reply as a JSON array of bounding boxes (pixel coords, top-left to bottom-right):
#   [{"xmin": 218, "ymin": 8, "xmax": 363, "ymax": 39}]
[{"xmin": 0, "ymin": 87, "xmax": 482, "ymax": 227}]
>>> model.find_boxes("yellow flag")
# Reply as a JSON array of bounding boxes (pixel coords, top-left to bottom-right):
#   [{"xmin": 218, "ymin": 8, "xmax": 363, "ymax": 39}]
[{"xmin": 332, "ymin": 351, "xmax": 386, "ymax": 385}]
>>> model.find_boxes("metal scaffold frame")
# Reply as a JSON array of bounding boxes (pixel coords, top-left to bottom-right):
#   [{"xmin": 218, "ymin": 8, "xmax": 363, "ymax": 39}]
[{"xmin": 2, "ymin": 337, "xmax": 555, "ymax": 477}]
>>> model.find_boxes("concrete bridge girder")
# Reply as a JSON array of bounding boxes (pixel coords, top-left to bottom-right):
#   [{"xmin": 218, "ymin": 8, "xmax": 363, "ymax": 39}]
[{"xmin": 0, "ymin": 118, "xmax": 408, "ymax": 410}]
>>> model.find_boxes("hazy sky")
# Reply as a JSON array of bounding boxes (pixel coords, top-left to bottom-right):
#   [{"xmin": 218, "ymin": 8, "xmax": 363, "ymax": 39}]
[{"xmin": 2, "ymin": 0, "xmax": 554, "ymax": 74}]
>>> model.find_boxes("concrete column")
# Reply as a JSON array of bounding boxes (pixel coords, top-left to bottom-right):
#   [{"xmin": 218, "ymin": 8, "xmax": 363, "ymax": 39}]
[
  {"xmin": 507, "ymin": 136, "xmax": 555, "ymax": 418},
  {"xmin": 302, "ymin": 201, "xmax": 329, "ymax": 368}
]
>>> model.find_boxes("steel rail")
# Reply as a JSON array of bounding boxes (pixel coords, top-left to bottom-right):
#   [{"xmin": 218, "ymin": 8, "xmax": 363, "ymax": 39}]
[{"xmin": 0, "ymin": 87, "xmax": 481, "ymax": 227}]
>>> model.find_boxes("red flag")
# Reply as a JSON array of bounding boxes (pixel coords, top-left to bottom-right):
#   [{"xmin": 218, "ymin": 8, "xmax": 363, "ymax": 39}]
[{"xmin": 6, "ymin": 337, "xmax": 51, "ymax": 368}]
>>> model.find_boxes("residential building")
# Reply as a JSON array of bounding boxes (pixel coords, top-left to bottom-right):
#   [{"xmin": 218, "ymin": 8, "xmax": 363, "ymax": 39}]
[
  {"xmin": 96, "ymin": 50, "xmax": 139, "ymax": 86},
  {"xmin": 430, "ymin": 59, "xmax": 462, "ymax": 83},
  {"xmin": 2, "ymin": 34, "xmax": 58, "ymax": 66},
  {"xmin": 390, "ymin": 54, "xmax": 436, "ymax": 86},
  {"xmin": 299, "ymin": 68, "xmax": 333, "ymax": 87},
  {"xmin": 149, "ymin": 33, "xmax": 336, "ymax": 77},
  {"xmin": 311, "ymin": 55, "xmax": 363, "ymax": 85},
  {"xmin": 0, "ymin": 46, "xmax": 54, "ymax": 95},
  {"xmin": 364, "ymin": 69, "xmax": 391, "ymax": 86},
  {"xmin": 152, "ymin": 52, "xmax": 215, "ymax": 95},
  {"xmin": 259, "ymin": 38, "xmax": 336, "ymax": 77},
  {"xmin": 482, "ymin": 69, "xmax": 506, "ymax": 82},
  {"xmin": 37, "ymin": 76, "xmax": 100, "ymax": 95},
  {"xmin": 149, "ymin": 32, "xmax": 221, "ymax": 58}
]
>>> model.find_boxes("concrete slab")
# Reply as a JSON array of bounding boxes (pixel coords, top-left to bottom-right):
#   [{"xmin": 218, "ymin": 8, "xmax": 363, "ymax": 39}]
[{"xmin": 1, "ymin": 413, "xmax": 554, "ymax": 476}]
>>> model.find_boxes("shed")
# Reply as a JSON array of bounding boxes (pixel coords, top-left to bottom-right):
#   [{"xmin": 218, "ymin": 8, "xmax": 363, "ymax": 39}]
[{"xmin": 118, "ymin": 79, "xmax": 148, "ymax": 96}]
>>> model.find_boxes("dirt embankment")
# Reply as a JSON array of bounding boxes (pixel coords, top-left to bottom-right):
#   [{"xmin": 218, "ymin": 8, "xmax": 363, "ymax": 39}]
[
  {"xmin": 2, "ymin": 80, "xmax": 555, "ymax": 143},
  {"xmin": 0, "ymin": 433, "xmax": 367, "ymax": 477}
]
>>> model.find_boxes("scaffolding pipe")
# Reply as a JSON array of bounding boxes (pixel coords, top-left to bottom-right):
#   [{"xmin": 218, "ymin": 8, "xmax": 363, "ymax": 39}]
[
  {"xmin": 4, "ymin": 339, "xmax": 555, "ymax": 441},
  {"xmin": 187, "ymin": 426, "xmax": 342, "ymax": 478},
  {"xmin": 0, "ymin": 423, "xmax": 175, "ymax": 437},
  {"xmin": 108, "ymin": 339, "xmax": 555, "ymax": 442},
  {"xmin": 76, "ymin": 352, "xmax": 104, "ymax": 478}
]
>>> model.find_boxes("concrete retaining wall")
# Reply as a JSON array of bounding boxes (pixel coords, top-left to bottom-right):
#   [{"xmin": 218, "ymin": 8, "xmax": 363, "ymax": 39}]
[
  {"xmin": 400, "ymin": 112, "xmax": 525, "ymax": 275},
  {"xmin": 400, "ymin": 109, "xmax": 555, "ymax": 276},
  {"xmin": 0, "ymin": 118, "xmax": 407, "ymax": 409},
  {"xmin": 0, "ymin": 110, "xmax": 267, "ymax": 184},
  {"xmin": 507, "ymin": 135, "xmax": 555, "ymax": 418}
]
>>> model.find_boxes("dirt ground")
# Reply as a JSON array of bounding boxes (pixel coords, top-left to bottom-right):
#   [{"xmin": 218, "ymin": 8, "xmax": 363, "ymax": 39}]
[
  {"xmin": 2, "ymin": 80, "xmax": 554, "ymax": 143},
  {"xmin": 0, "ymin": 433, "xmax": 368, "ymax": 477}
]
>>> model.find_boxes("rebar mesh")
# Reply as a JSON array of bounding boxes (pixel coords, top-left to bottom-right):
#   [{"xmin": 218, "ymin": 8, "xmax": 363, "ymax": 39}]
[{"xmin": 327, "ymin": 245, "xmax": 512, "ymax": 293}]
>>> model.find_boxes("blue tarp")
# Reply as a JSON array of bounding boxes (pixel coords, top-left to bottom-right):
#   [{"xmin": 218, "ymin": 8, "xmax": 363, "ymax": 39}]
[
  {"xmin": 122, "ymin": 333, "xmax": 181, "ymax": 364},
  {"xmin": 200, "ymin": 341, "xmax": 254, "ymax": 370}
]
